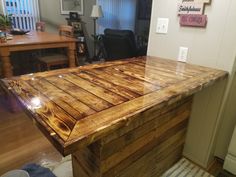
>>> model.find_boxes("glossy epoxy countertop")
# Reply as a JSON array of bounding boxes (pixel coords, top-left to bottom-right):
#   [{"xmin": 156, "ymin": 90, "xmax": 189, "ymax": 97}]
[{"xmin": 0, "ymin": 56, "xmax": 228, "ymax": 155}]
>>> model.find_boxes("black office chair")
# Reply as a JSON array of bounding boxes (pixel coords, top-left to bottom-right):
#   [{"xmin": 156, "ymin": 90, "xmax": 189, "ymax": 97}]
[{"xmin": 101, "ymin": 29, "xmax": 147, "ymax": 61}]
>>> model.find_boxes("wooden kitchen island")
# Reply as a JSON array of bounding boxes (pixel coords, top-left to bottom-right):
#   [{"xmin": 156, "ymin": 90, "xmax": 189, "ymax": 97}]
[{"xmin": 0, "ymin": 56, "xmax": 227, "ymax": 177}]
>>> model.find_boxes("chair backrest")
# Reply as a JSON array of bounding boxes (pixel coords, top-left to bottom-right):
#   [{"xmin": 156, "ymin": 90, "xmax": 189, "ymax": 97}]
[
  {"xmin": 36, "ymin": 22, "xmax": 45, "ymax": 32},
  {"xmin": 102, "ymin": 28, "xmax": 137, "ymax": 60},
  {"xmin": 59, "ymin": 25, "xmax": 74, "ymax": 37}
]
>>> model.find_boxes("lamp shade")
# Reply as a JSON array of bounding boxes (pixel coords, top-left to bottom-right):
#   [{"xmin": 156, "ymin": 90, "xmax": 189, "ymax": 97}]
[{"xmin": 91, "ymin": 5, "xmax": 103, "ymax": 18}]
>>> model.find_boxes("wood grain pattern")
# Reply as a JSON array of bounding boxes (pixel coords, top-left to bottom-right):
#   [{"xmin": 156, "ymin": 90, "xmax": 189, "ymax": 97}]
[
  {"xmin": 0, "ymin": 56, "xmax": 228, "ymax": 156},
  {"xmin": 71, "ymin": 97, "xmax": 191, "ymax": 177}
]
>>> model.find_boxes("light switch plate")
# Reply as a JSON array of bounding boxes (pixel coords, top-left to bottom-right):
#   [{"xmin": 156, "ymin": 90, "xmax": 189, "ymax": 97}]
[
  {"xmin": 178, "ymin": 47, "xmax": 188, "ymax": 62},
  {"xmin": 156, "ymin": 18, "xmax": 169, "ymax": 34}
]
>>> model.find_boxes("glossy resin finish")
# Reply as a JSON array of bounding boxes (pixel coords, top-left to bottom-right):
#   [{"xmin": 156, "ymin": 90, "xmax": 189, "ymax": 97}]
[{"xmin": 0, "ymin": 56, "xmax": 228, "ymax": 156}]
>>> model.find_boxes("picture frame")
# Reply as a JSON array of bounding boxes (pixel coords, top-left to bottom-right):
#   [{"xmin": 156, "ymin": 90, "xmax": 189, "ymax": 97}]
[
  {"xmin": 69, "ymin": 12, "xmax": 79, "ymax": 20},
  {"xmin": 71, "ymin": 22, "xmax": 82, "ymax": 32},
  {"xmin": 60, "ymin": 0, "xmax": 84, "ymax": 15}
]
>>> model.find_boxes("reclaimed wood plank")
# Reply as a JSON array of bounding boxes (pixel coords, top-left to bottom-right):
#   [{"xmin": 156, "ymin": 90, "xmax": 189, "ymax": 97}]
[
  {"xmin": 117, "ymin": 140, "xmax": 184, "ymax": 177},
  {"xmin": 97, "ymin": 67, "xmax": 161, "ymax": 92},
  {"xmin": 76, "ymin": 71, "xmax": 140, "ymax": 100},
  {"xmin": 72, "ymin": 155, "xmax": 91, "ymax": 177},
  {"xmin": 5, "ymin": 80, "xmax": 76, "ymax": 141},
  {"xmin": 100, "ymin": 111, "xmax": 189, "ymax": 172},
  {"xmin": 86, "ymin": 69, "xmax": 158, "ymax": 95},
  {"xmin": 27, "ymin": 78, "xmax": 96, "ymax": 120},
  {"xmin": 139, "ymin": 56, "xmax": 220, "ymax": 74},
  {"xmin": 16, "ymin": 58, "xmax": 140, "ymax": 80},
  {"xmin": 73, "ymin": 147, "xmax": 101, "ymax": 177},
  {"xmin": 100, "ymin": 97, "xmax": 192, "ymax": 145},
  {"xmin": 113, "ymin": 63, "xmax": 188, "ymax": 83},
  {"xmin": 66, "ymin": 69, "xmax": 226, "ymax": 154},
  {"xmin": 100, "ymin": 65, "xmax": 171, "ymax": 87},
  {"xmin": 46, "ymin": 76, "xmax": 113, "ymax": 112},
  {"xmin": 100, "ymin": 101, "xmax": 191, "ymax": 160},
  {"xmin": 132, "ymin": 61, "xmax": 195, "ymax": 78},
  {"xmin": 107, "ymin": 64, "xmax": 170, "ymax": 87},
  {"xmin": 62, "ymin": 73, "xmax": 128, "ymax": 105},
  {"xmin": 103, "ymin": 128, "xmax": 186, "ymax": 177}
]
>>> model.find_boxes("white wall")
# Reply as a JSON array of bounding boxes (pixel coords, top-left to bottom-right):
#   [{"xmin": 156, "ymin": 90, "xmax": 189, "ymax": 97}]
[
  {"xmin": 38, "ymin": 0, "xmax": 96, "ymax": 58},
  {"xmin": 215, "ymin": 60, "xmax": 236, "ymax": 159},
  {"xmin": 0, "ymin": 2, "xmax": 4, "ymax": 14},
  {"xmin": 148, "ymin": 0, "xmax": 236, "ymax": 167}
]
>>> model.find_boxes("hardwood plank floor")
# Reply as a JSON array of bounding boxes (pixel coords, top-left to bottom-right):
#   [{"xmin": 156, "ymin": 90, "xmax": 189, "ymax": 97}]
[{"xmin": 0, "ymin": 95, "xmax": 62, "ymax": 175}]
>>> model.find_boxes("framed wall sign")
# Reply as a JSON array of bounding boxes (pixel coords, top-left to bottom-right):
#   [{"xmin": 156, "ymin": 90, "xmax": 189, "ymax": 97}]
[
  {"xmin": 177, "ymin": 0, "xmax": 211, "ymax": 27},
  {"xmin": 180, "ymin": 14, "xmax": 207, "ymax": 27},
  {"xmin": 60, "ymin": 0, "xmax": 84, "ymax": 15}
]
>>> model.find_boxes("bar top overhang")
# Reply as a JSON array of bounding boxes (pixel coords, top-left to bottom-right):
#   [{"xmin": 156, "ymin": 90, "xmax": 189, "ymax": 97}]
[{"xmin": 0, "ymin": 56, "xmax": 228, "ymax": 156}]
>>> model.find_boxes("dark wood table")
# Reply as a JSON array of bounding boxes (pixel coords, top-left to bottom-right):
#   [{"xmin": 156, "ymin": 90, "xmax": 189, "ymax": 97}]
[
  {"xmin": 0, "ymin": 56, "xmax": 227, "ymax": 177},
  {"xmin": 0, "ymin": 31, "xmax": 77, "ymax": 78}
]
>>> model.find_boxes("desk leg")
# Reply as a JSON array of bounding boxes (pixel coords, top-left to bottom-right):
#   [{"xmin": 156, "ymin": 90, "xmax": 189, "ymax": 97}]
[
  {"xmin": 71, "ymin": 97, "xmax": 192, "ymax": 177},
  {"xmin": 68, "ymin": 42, "xmax": 76, "ymax": 68},
  {"xmin": 1, "ymin": 49, "xmax": 13, "ymax": 78}
]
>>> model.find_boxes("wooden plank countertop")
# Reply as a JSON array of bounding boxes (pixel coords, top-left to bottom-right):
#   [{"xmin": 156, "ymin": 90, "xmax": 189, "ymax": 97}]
[{"xmin": 0, "ymin": 56, "xmax": 228, "ymax": 156}]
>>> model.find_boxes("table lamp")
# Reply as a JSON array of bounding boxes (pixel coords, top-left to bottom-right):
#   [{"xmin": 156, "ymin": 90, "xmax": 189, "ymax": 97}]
[{"xmin": 91, "ymin": 5, "xmax": 103, "ymax": 59}]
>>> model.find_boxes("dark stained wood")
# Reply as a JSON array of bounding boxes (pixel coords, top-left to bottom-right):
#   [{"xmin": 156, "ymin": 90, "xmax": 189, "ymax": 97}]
[
  {"xmin": 0, "ymin": 57, "xmax": 227, "ymax": 177},
  {"xmin": 0, "ymin": 56, "xmax": 227, "ymax": 156},
  {"xmin": 71, "ymin": 97, "xmax": 191, "ymax": 177},
  {"xmin": 45, "ymin": 75, "xmax": 113, "ymax": 111},
  {"xmin": 62, "ymin": 73, "xmax": 128, "ymax": 105},
  {"xmin": 76, "ymin": 71, "xmax": 140, "ymax": 100},
  {"xmin": 26, "ymin": 78, "xmax": 96, "ymax": 120},
  {"xmin": 0, "ymin": 56, "xmax": 228, "ymax": 177}
]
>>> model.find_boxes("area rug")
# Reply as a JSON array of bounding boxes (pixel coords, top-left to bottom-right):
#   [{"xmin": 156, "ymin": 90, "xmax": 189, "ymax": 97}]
[{"xmin": 162, "ymin": 158, "xmax": 214, "ymax": 177}]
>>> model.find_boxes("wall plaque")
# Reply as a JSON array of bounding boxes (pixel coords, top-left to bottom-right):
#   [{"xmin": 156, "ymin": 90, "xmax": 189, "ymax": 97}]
[
  {"xmin": 178, "ymin": 3, "xmax": 204, "ymax": 15},
  {"xmin": 180, "ymin": 14, "xmax": 207, "ymax": 27},
  {"xmin": 182, "ymin": 0, "xmax": 210, "ymax": 3}
]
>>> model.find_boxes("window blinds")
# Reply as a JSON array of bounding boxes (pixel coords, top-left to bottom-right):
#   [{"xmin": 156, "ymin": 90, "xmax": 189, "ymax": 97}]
[
  {"xmin": 97, "ymin": 0, "xmax": 137, "ymax": 34},
  {"xmin": 2, "ymin": 0, "xmax": 40, "ymax": 30}
]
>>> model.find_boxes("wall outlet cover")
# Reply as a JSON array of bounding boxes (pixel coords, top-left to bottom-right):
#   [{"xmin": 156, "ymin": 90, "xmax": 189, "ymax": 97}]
[
  {"xmin": 178, "ymin": 47, "xmax": 188, "ymax": 62},
  {"xmin": 156, "ymin": 18, "xmax": 169, "ymax": 34}
]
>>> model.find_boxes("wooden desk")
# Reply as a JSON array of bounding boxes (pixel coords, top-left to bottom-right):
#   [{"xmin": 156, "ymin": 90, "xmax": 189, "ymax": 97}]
[
  {"xmin": 0, "ymin": 56, "xmax": 227, "ymax": 177},
  {"xmin": 0, "ymin": 31, "xmax": 77, "ymax": 78}
]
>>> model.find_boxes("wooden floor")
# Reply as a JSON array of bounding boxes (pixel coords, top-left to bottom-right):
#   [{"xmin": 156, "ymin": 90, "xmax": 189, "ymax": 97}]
[{"xmin": 0, "ymin": 95, "xmax": 62, "ymax": 175}]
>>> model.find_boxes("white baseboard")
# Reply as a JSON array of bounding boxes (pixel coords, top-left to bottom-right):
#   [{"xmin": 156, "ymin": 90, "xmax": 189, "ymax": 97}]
[{"xmin": 223, "ymin": 154, "xmax": 236, "ymax": 175}]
